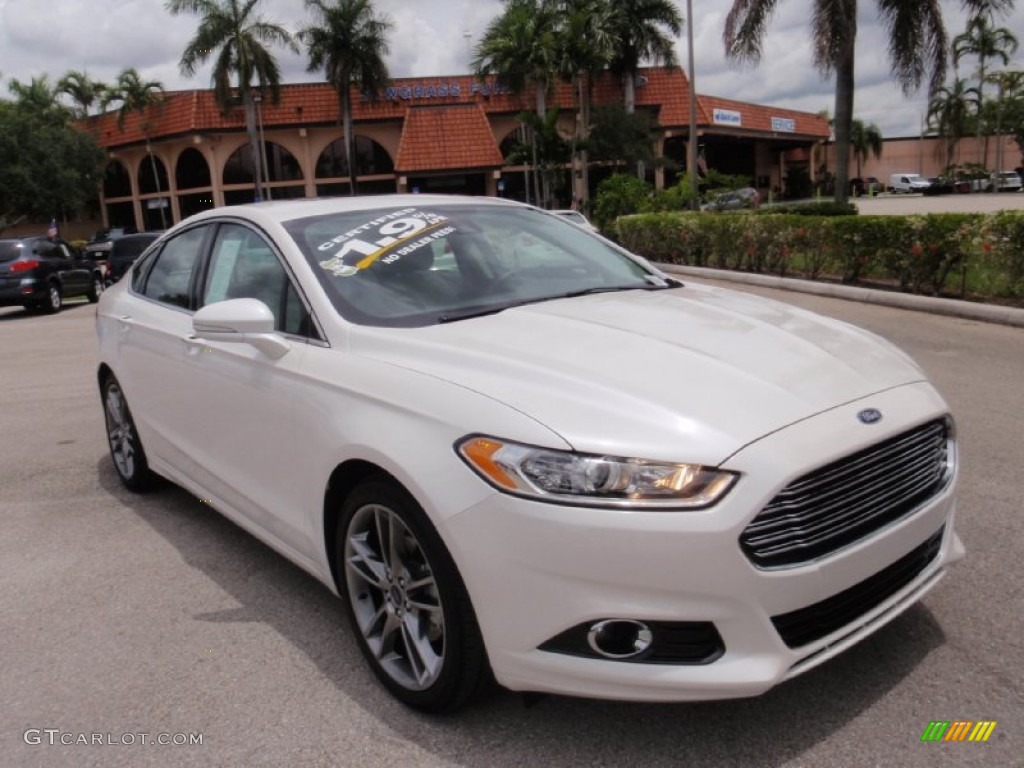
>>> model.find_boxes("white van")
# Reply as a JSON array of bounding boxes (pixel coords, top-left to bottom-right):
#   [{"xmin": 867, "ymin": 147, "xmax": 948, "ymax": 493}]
[{"xmin": 889, "ymin": 173, "xmax": 931, "ymax": 193}]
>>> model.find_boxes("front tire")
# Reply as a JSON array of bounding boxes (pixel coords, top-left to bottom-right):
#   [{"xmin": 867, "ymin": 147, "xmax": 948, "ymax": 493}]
[
  {"xmin": 87, "ymin": 274, "xmax": 104, "ymax": 303},
  {"xmin": 338, "ymin": 477, "xmax": 490, "ymax": 712},
  {"xmin": 102, "ymin": 375, "xmax": 157, "ymax": 492}
]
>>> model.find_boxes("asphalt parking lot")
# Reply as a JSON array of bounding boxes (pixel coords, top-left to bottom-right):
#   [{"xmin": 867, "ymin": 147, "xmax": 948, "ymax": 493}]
[{"xmin": 3, "ymin": 289, "xmax": 1023, "ymax": 768}]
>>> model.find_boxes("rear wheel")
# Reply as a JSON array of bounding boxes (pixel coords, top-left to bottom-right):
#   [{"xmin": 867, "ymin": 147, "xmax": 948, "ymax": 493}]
[
  {"xmin": 338, "ymin": 477, "xmax": 490, "ymax": 712},
  {"xmin": 43, "ymin": 283, "xmax": 62, "ymax": 314},
  {"xmin": 102, "ymin": 375, "xmax": 157, "ymax": 492}
]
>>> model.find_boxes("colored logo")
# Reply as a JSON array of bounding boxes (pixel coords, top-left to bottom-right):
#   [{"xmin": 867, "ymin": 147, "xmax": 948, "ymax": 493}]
[
  {"xmin": 920, "ymin": 721, "xmax": 997, "ymax": 742},
  {"xmin": 857, "ymin": 408, "xmax": 883, "ymax": 424}
]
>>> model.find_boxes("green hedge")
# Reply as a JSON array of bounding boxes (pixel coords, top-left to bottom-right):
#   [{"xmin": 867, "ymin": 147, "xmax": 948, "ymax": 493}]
[{"xmin": 613, "ymin": 211, "xmax": 1024, "ymax": 299}]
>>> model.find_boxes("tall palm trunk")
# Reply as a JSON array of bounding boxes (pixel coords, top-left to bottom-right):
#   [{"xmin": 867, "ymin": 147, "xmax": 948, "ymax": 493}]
[
  {"xmin": 832, "ymin": 25, "xmax": 856, "ymax": 205},
  {"xmin": 242, "ymin": 88, "xmax": 264, "ymax": 201},
  {"xmin": 974, "ymin": 62, "xmax": 983, "ymax": 167},
  {"xmin": 533, "ymin": 81, "xmax": 549, "ymax": 207}
]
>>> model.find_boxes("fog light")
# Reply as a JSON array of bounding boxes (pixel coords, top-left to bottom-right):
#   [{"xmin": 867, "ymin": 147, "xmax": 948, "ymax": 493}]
[{"xmin": 587, "ymin": 619, "xmax": 653, "ymax": 659}]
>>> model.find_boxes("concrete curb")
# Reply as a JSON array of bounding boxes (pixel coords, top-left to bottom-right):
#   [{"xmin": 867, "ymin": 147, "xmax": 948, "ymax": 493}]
[{"xmin": 659, "ymin": 264, "xmax": 1024, "ymax": 329}]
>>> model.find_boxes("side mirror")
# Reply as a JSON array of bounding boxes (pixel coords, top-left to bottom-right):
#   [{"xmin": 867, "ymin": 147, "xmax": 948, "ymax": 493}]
[{"xmin": 192, "ymin": 298, "xmax": 290, "ymax": 359}]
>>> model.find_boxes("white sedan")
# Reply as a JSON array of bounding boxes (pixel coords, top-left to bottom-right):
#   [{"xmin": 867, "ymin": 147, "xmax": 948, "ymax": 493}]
[{"xmin": 96, "ymin": 195, "xmax": 963, "ymax": 712}]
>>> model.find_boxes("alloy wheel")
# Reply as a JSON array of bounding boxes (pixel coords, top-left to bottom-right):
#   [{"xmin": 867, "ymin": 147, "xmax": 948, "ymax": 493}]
[
  {"xmin": 104, "ymin": 382, "xmax": 136, "ymax": 480},
  {"xmin": 344, "ymin": 503, "xmax": 446, "ymax": 691}
]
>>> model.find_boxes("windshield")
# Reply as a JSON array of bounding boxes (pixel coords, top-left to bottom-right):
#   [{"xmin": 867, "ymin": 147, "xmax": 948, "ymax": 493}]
[{"xmin": 283, "ymin": 204, "xmax": 661, "ymax": 327}]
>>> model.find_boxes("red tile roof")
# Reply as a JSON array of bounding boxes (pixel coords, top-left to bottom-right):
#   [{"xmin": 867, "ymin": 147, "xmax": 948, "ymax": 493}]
[
  {"xmin": 395, "ymin": 104, "xmax": 504, "ymax": 172},
  {"xmin": 84, "ymin": 67, "xmax": 829, "ymax": 154},
  {"xmin": 696, "ymin": 94, "xmax": 830, "ymax": 138}
]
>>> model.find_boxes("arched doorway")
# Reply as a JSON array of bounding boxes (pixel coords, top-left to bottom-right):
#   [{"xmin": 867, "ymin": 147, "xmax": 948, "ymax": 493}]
[
  {"xmin": 175, "ymin": 147, "xmax": 214, "ymax": 220},
  {"xmin": 103, "ymin": 159, "xmax": 135, "ymax": 228},
  {"xmin": 223, "ymin": 140, "xmax": 305, "ymax": 204},
  {"xmin": 315, "ymin": 135, "xmax": 395, "ymax": 196}
]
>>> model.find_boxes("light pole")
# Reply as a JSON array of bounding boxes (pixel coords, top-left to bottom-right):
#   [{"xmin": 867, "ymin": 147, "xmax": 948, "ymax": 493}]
[
  {"xmin": 686, "ymin": 0, "xmax": 699, "ymax": 209},
  {"xmin": 253, "ymin": 92, "xmax": 271, "ymax": 201}
]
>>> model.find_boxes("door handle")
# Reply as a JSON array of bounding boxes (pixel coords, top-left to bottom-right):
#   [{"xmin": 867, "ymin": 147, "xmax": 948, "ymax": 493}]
[{"xmin": 117, "ymin": 315, "xmax": 134, "ymax": 338}]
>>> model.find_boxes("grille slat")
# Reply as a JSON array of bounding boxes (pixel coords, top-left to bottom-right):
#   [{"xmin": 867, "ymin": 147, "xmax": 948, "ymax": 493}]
[
  {"xmin": 746, "ymin": 452, "xmax": 944, "ymax": 538},
  {"xmin": 772, "ymin": 527, "xmax": 944, "ymax": 648},
  {"xmin": 741, "ymin": 419, "xmax": 951, "ymax": 568},
  {"xmin": 771, "ymin": 424, "xmax": 945, "ymax": 502},
  {"xmin": 744, "ymin": 458, "xmax": 944, "ymax": 547},
  {"xmin": 760, "ymin": 436, "xmax": 944, "ymax": 519}
]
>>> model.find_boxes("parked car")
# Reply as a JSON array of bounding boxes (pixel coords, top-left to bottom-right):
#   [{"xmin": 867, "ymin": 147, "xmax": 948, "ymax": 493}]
[
  {"xmin": 0, "ymin": 236, "xmax": 105, "ymax": 312},
  {"xmin": 701, "ymin": 187, "xmax": 761, "ymax": 211},
  {"xmin": 109, "ymin": 232, "xmax": 162, "ymax": 282},
  {"xmin": 850, "ymin": 177, "xmax": 882, "ymax": 196},
  {"xmin": 97, "ymin": 196, "xmax": 962, "ymax": 712},
  {"xmin": 83, "ymin": 226, "xmax": 138, "ymax": 259},
  {"xmin": 550, "ymin": 209, "xmax": 598, "ymax": 232},
  {"xmin": 984, "ymin": 171, "xmax": 1023, "ymax": 192},
  {"xmin": 888, "ymin": 173, "xmax": 931, "ymax": 193},
  {"xmin": 922, "ymin": 177, "xmax": 956, "ymax": 195}
]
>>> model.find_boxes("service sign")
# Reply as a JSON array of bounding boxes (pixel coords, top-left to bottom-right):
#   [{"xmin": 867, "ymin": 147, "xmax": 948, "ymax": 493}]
[
  {"xmin": 713, "ymin": 108, "xmax": 742, "ymax": 126},
  {"xmin": 771, "ymin": 117, "xmax": 796, "ymax": 133}
]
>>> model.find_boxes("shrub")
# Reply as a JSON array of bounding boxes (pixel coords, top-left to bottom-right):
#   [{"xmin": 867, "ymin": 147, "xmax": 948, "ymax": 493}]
[
  {"xmin": 757, "ymin": 201, "xmax": 858, "ymax": 216},
  {"xmin": 592, "ymin": 173, "xmax": 653, "ymax": 229},
  {"xmin": 613, "ymin": 209, "xmax": 1024, "ymax": 301}
]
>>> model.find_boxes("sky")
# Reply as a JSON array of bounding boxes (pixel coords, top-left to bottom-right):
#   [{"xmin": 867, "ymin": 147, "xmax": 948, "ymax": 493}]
[{"xmin": 1, "ymin": 0, "xmax": 1022, "ymax": 139}]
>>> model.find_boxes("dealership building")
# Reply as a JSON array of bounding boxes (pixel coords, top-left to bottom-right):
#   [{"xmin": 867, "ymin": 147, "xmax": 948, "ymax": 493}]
[{"xmin": 87, "ymin": 67, "xmax": 831, "ymax": 231}]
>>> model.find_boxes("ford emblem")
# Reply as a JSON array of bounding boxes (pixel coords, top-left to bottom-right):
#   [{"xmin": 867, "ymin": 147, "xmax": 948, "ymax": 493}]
[{"xmin": 858, "ymin": 408, "xmax": 883, "ymax": 425}]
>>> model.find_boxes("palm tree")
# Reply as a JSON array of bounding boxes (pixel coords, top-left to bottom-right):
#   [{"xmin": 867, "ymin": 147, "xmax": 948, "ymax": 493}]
[
  {"xmin": 101, "ymin": 68, "xmax": 165, "ymax": 129},
  {"xmin": 554, "ymin": 0, "xmax": 616, "ymax": 207},
  {"xmin": 7, "ymin": 75, "xmax": 69, "ymax": 124},
  {"xmin": 166, "ymin": 0, "xmax": 298, "ymax": 202},
  {"xmin": 928, "ymin": 78, "xmax": 981, "ymax": 169},
  {"xmin": 298, "ymin": 0, "xmax": 392, "ymax": 197},
  {"xmin": 952, "ymin": 14, "xmax": 1018, "ymax": 166},
  {"xmin": 724, "ymin": 1, "xmax": 947, "ymax": 205},
  {"xmin": 472, "ymin": 0, "xmax": 561, "ymax": 120},
  {"xmin": 57, "ymin": 71, "xmax": 106, "ymax": 119},
  {"xmin": 850, "ymin": 119, "xmax": 883, "ymax": 179},
  {"xmin": 474, "ymin": 0, "xmax": 562, "ymax": 206},
  {"xmin": 102, "ymin": 68, "xmax": 167, "ymax": 225},
  {"xmin": 606, "ymin": 0, "xmax": 682, "ymax": 114}
]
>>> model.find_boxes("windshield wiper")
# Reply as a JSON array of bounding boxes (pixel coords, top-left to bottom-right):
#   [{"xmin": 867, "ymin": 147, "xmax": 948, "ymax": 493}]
[{"xmin": 437, "ymin": 280, "xmax": 679, "ymax": 324}]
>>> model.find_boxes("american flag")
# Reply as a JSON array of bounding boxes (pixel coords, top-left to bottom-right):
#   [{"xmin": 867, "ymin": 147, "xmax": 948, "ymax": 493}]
[{"xmin": 47, "ymin": 218, "xmax": 59, "ymax": 238}]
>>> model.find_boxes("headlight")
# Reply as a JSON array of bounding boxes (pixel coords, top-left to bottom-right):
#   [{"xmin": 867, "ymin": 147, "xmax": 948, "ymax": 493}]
[{"xmin": 456, "ymin": 436, "xmax": 737, "ymax": 509}]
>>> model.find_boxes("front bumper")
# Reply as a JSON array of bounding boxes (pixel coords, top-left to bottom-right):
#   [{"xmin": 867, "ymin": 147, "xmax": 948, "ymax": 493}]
[{"xmin": 442, "ymin": 381, "xmax": 962, "ymax": 702}]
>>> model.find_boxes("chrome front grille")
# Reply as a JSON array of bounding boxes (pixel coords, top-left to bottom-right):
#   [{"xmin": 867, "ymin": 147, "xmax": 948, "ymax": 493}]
[{"xmin": 740, "ymin": 419, "xmax": 952, "ymax": 568}]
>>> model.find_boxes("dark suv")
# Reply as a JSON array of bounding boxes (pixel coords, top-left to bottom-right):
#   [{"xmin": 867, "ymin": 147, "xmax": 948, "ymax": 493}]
[
  {"xmin": 109, "ymin": 232, "xmax": 162, "ymax": 282},
  {"xmin": 0, "ymin": 236, "xmax": 105, "ymax": 313}
]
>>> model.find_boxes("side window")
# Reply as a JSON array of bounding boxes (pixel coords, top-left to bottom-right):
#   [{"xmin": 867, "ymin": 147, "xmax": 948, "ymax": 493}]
[
  {"xmin": 202, "ymin": 223, "xmax": 313, "ymax": 337},
  {"xmin": 33, "ymin": 240, "xmax": 56, "ymax": 258},
  {"xmin": 140, "ymin": 227, "xmax": 208, "ymax": 309}
]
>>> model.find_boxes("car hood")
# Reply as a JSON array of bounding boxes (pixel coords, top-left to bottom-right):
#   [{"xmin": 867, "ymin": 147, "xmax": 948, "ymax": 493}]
[{"xmin": 349, "ymin": 284, "xmax": 926, "ymax": 465}]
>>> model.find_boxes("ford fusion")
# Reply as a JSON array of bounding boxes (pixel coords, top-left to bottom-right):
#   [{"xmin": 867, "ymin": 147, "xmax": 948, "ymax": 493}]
[{"xmin": 95, "ymin": 196, "xmax": 962, "ymax": 712}]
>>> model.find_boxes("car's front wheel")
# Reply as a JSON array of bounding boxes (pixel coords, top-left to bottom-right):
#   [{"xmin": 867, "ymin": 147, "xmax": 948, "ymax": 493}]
[
  {"xmin": 338, "ymin": 477, "xmax": 490, "ymax": 712},
  {"xmin": 102, "ymin": 375, "xmax": 157, "ymax": 492},
  {"xmin": 87, "ymin": 274, "xmax": 104, "ymax": 303}
]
